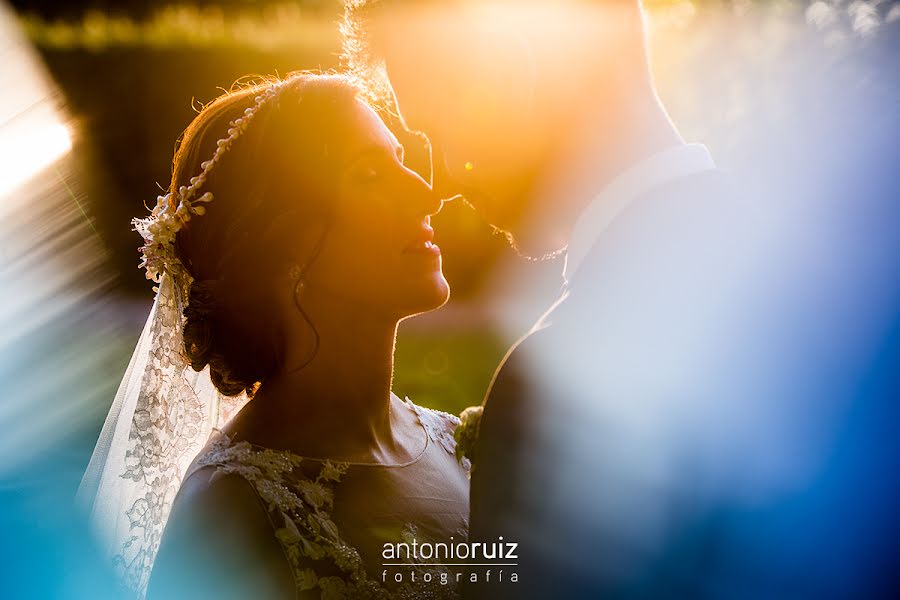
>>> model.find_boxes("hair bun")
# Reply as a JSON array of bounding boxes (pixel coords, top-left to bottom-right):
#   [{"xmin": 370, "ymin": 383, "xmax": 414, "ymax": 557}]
[
  {"xmin": 183, "ymin": 279, "xmax": 223, "ymax": 372},
  {"xmin": 184, "ymin": 279, "xmax": 223, "ymax": 319}
]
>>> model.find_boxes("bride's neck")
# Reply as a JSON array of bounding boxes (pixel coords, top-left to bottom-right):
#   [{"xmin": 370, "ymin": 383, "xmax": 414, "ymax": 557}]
[{"xmin": 249, "ymin": 296, "xmax": 400, "ymax": 451}]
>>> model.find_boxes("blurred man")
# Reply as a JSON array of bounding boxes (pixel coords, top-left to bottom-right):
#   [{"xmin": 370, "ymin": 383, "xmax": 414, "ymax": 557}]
[{"xmin": 344, "ymin": 1, "xmax": 900, "ymax": 598}]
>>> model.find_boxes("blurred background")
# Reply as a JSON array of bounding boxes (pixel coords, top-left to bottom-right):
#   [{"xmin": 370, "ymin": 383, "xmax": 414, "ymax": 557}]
[{"xmin": 0, "ymin": 0, "xmax": 897, "ymax": 597}]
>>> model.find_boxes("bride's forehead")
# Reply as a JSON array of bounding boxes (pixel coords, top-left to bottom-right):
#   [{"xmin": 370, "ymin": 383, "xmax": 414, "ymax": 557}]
[{"xmin": 341, "ymin": 100, "xmax": 399, "ymax": 151}]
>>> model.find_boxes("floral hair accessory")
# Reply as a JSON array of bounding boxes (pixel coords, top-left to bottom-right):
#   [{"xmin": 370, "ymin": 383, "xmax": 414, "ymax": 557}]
[
  {"xmin": 131, "ymin": 79, "xmax": 287, "ymax": 288},
  {"xmin": 79, "ymin": 76, "xmax": 309, "ymax": 598}
]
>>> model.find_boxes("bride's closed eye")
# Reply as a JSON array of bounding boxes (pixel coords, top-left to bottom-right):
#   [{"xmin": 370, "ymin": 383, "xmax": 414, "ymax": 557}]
[
  {"xmin": 346, "ymin": 146, "xmax": 406, "ymax": 184},
  {"xmin": 352, "ymin": 164, "xmax": 382, "ymax": 184}
]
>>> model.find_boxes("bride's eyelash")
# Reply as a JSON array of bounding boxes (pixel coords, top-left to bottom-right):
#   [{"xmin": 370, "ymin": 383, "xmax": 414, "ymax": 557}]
[
  {"xmin": 355, "ymin": 163, "xmax": 382, "ymax": 182},
  {"xmin": 351, "ymin": 148, "xmax": 404, "ymax": 183}
]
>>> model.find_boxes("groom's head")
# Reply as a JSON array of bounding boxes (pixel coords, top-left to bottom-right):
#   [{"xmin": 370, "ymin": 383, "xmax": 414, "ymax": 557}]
[{"xmin": 343, "ymin": 0, "xmax": 652, "ymax": 255}]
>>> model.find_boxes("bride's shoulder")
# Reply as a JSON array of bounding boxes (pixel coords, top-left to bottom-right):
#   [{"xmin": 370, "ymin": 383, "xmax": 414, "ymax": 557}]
[
  {"xmin": 405, "ymin": 396, "xmax": 461, "ymax": 426},
  {"xmin": 166, "ymin": 460, "xmax": 277, "ymax": 551},
  {"xmin": 162, "ymin": 430, "xmax": 292, "ymax": 558},
  {"xmin": 149, "ymin": 464, "xmax": 293, "ymax": 598},
  {"xmin": 171, "ymin": 464, "xmax": 265, "ymax": 527},
  {"xmin": 403, "ymin": 396, "xmax": 471, "ymax": 462},
  {"xmin": 405, "ymin": 396, "xmax": 458, "ymax": 431},
  {"xmin": 403, "ymin": 397, "xmax": 483, "ymax": 473}
]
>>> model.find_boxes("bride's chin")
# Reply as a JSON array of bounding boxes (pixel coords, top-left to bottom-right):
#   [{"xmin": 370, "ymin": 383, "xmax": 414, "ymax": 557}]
[
  {"xmin": 403, "ymin": 279, "xmax": 451, "ymax": 317},
  {"xmin": 432, "ymin": 276, "xmax": 451, "ymax": 306}
]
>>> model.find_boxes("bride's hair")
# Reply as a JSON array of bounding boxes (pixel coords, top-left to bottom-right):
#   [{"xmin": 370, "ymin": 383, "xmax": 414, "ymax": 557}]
[{"xmin": 170, "ymin": 72, "xmax": 360, "ymax": 398}]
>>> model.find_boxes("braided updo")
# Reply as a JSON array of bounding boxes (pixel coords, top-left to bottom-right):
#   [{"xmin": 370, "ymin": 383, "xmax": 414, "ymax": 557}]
[
  {"xmin": 169, "ymin": 73, "xmax": 361, "ymax": 398},
  {"xmin": 182, "ymin": 279, "xmax": 252, "ymax": 397}
]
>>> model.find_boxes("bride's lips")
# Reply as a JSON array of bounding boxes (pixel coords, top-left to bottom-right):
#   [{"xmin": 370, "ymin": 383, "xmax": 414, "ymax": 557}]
[{"xmin": 403, "ymin": 226, "xmax": 441, "ymax": 256}]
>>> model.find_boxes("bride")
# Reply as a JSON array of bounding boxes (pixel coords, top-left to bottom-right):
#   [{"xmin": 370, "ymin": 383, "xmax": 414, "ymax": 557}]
[{"xmin": 78, "ymin": 72, "xmax": 470, "ymax": 600}]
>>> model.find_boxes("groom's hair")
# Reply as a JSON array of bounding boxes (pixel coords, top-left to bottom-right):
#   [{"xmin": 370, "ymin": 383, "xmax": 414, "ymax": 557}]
[{"xmin": 342, "ymin": 0, "xmax": 647, "ymax": 100}]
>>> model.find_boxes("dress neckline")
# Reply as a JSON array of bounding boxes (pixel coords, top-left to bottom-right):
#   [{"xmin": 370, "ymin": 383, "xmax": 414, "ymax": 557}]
[{"xmin": 210, "ymin": 395, "xmax": 431, "ymax": 468}]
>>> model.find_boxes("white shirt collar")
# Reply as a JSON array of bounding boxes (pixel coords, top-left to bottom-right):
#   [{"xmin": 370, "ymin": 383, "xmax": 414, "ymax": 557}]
[{"xmin": 563, "ymin": 143, "xmax": 716, "ymax": 282}]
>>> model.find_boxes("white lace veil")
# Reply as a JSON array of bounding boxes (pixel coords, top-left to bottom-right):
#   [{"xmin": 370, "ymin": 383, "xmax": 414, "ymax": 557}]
[
  {"xmin": 76, "ymin": 270, "xmax": 249, "ymax": 597},
  {"xmin": 74, "ymin": 78, "xmax": 290, "ymax": 597}
]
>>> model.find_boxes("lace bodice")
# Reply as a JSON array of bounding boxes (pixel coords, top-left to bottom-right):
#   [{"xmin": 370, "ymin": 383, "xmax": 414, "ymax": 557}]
[{"xmin": 181, "ymin": 397, "xmax": 471, "ymax": 600}]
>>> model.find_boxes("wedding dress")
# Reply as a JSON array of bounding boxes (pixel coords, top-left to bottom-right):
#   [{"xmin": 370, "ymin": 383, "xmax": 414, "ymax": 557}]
[{"xmin": 165, "ymin": 396, "xmax": 471, "ymax": 599}]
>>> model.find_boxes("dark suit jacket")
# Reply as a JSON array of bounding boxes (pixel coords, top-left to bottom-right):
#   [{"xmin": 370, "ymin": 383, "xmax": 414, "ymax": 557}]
[{"xmin": 465, "ymin": 171, "xmax": 900, "ymax": 599}]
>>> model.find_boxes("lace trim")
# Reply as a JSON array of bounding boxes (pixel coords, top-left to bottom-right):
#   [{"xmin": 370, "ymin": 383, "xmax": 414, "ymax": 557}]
[
  {"xmin": 218, "ymin": 396, "xmax": 431, "ymax": 469},
  {"xmin": 193, "ymin": 435, "xmax": 374, "ymax": 598},
  {"xmin": 187, "ymin": 399, "xmax": 468, "ymax": 600},
  {"xmin": 406, "ymin": 398, "xmax": 472, "ymax": 475}
]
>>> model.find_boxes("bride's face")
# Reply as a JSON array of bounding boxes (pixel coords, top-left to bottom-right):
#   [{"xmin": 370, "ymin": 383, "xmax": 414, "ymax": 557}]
[{"xmin": 302, "ymin": 100, "xmax": 450, "ymax": 318}]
